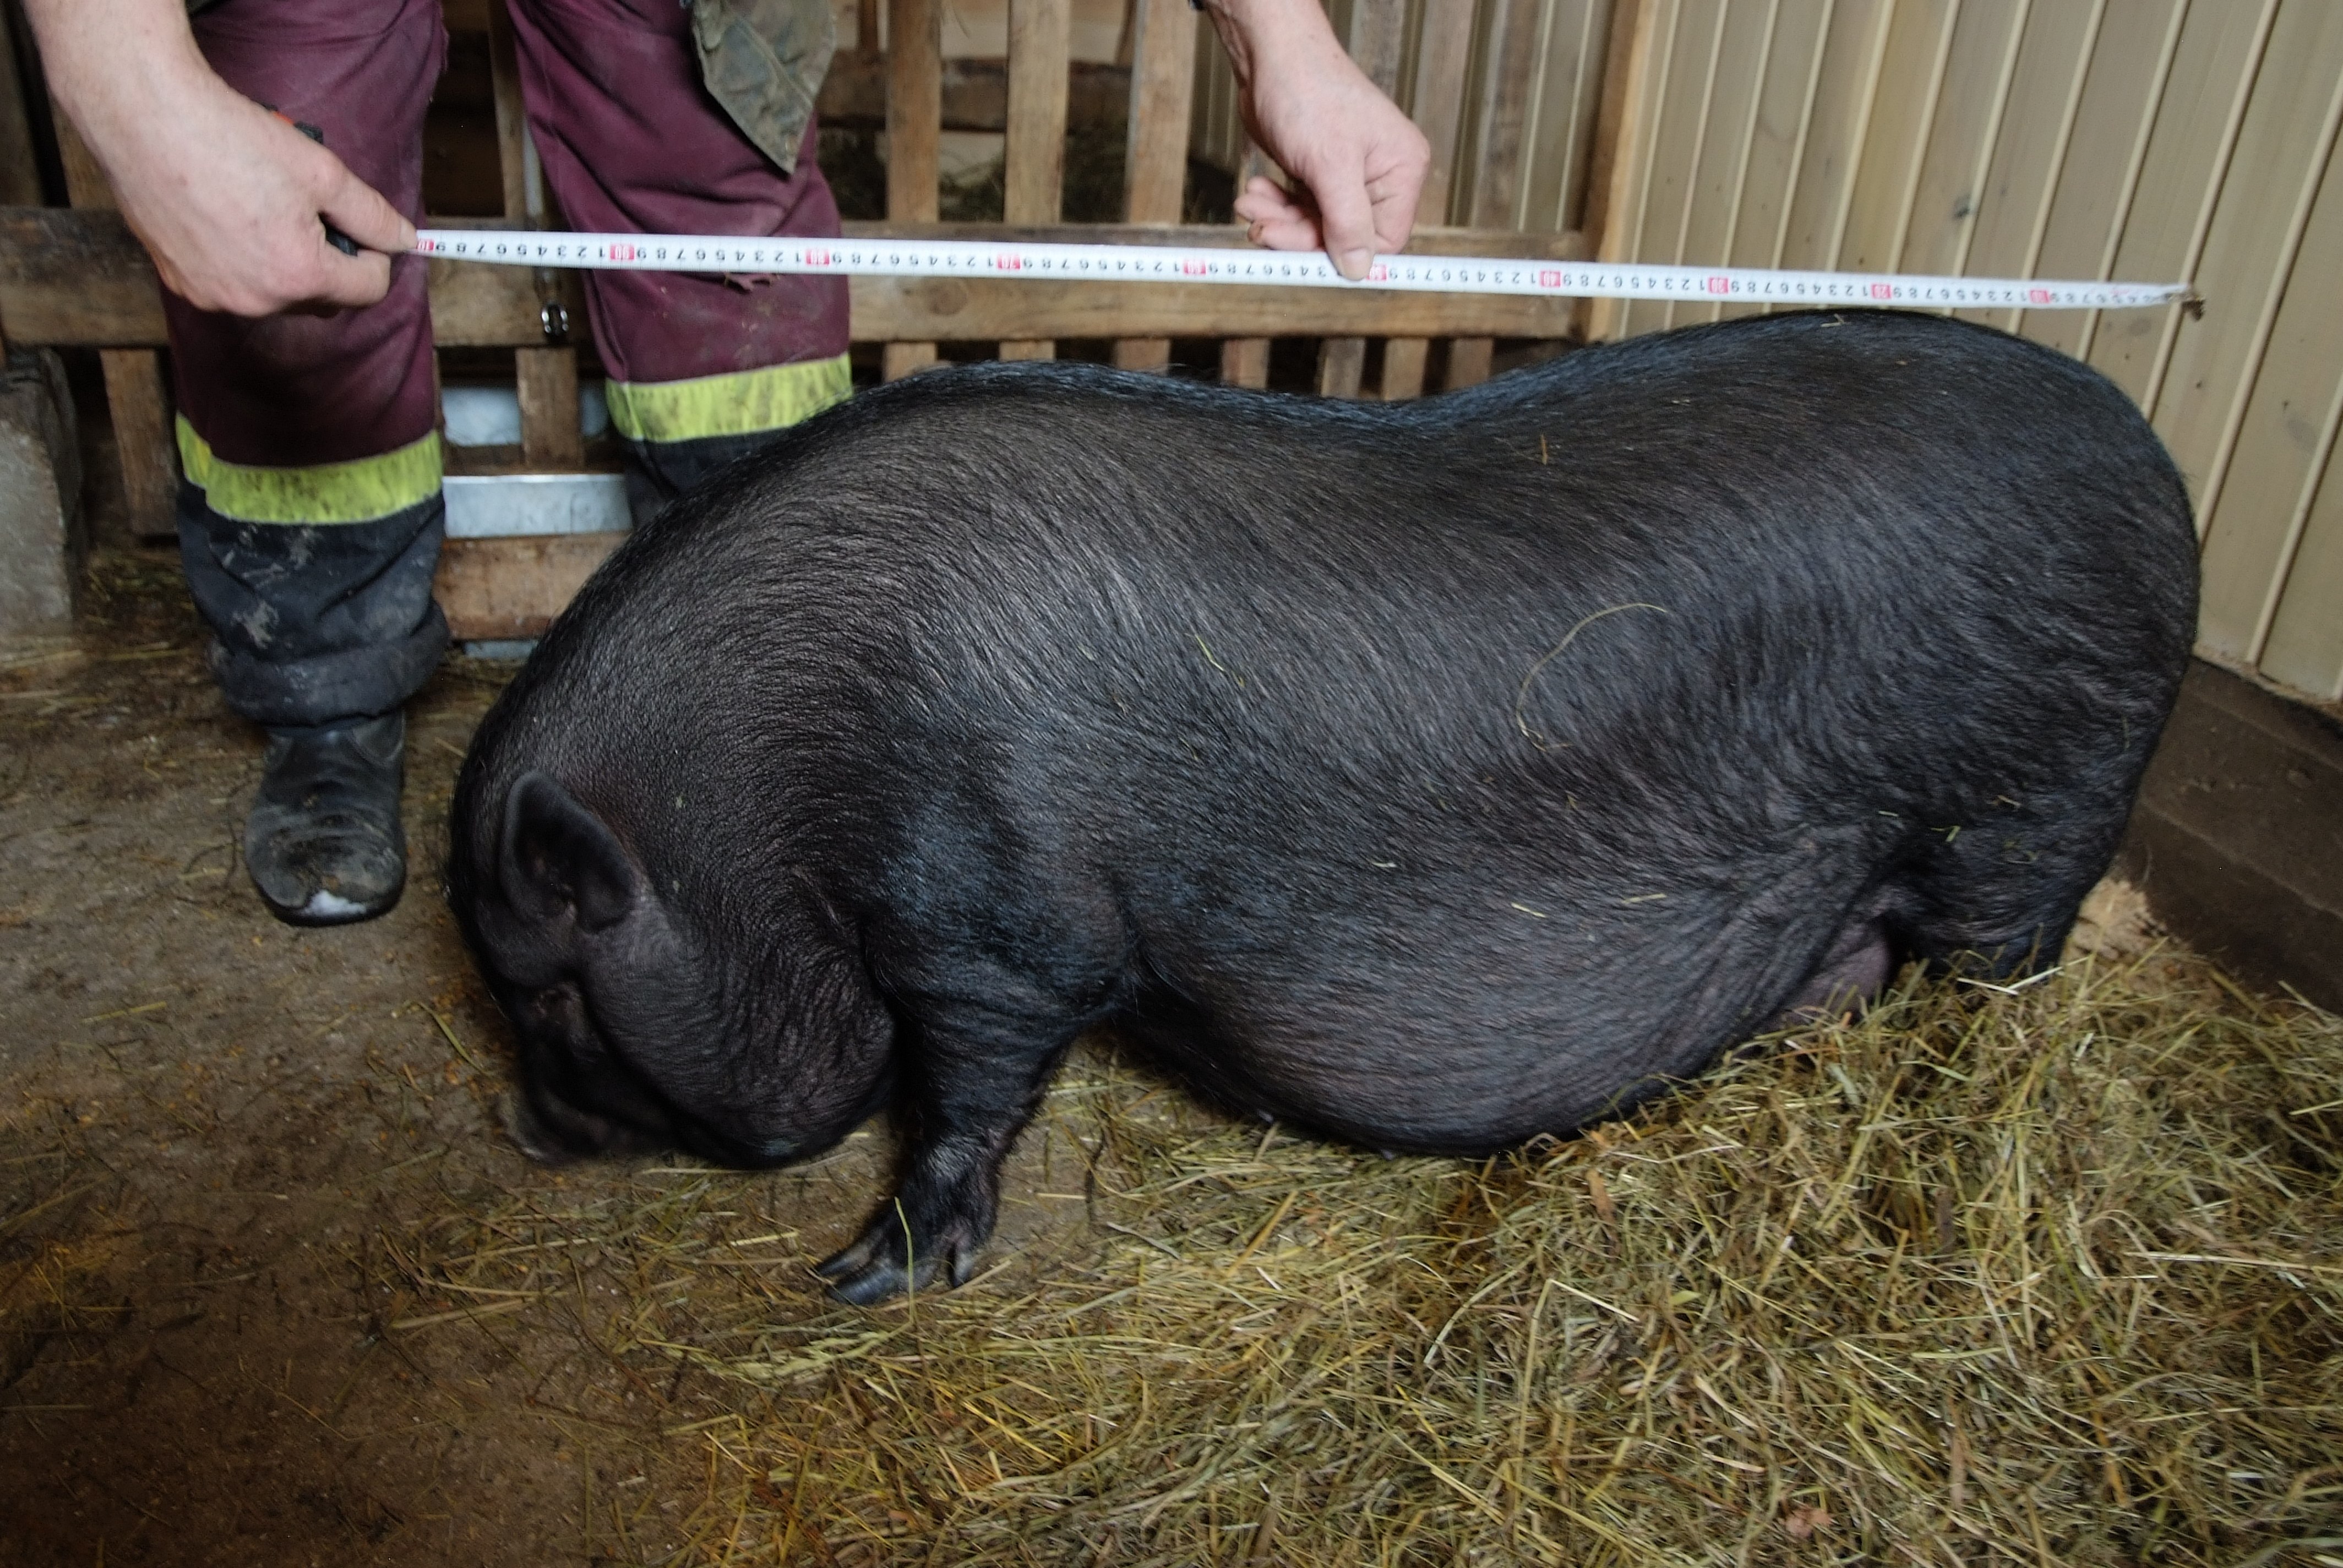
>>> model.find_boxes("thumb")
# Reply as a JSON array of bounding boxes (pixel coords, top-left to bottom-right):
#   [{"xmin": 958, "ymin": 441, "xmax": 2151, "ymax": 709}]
[
  {"xmin": 315, "ymin": 162, "xmax": 415, "ymax": 256},
  {"xmin": 1307, "ymin": 157, "xmax": 1380, "ymax": 281}
]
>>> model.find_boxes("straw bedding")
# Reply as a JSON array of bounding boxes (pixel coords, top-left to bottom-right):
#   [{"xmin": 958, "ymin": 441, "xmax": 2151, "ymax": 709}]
[{"xmin": 384, "ymin": 913, "xmax": 2341, "ymax": 1565}]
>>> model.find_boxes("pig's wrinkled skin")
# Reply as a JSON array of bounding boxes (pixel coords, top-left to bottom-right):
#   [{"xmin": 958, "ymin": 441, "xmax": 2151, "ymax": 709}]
[{"xmin": 447, "ymin": 311, "xmax": 2198, "ymax": 1305}]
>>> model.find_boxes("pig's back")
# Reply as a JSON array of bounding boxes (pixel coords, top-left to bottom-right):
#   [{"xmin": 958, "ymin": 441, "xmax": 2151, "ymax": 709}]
[{"xmin": 591, "ymin": 312, "xmax": 2195, "ymax": 1146}]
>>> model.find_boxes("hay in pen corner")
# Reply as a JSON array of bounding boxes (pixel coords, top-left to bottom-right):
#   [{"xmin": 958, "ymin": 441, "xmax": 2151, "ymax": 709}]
[{"xmin": 385, "ymin": 895, "xmax": 2342, "ymax": 1566}]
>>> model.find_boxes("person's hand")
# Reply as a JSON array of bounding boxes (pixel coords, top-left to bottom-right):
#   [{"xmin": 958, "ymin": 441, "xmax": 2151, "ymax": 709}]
[
  {"xmin": 24, "ymin": 0, "xmax": 412, "ymax": 316},
  {"xmin": 1203, "ymin": 0, "xmax": 1431, "ymax": 280}
]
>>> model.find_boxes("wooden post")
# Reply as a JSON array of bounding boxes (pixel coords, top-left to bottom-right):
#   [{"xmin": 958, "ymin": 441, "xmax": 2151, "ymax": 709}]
[
  {"xmin": 490, "ymin": 0, "xmax": 583, "ymax": 465},
  {"xmin": 884, "ymin": 0, "xmax": 942, "ymax": 379},
  {"xmin": 1114, "ymin": 0, "xmax": 1197, "ymax": 372},
  {"xmin": 1443, "ymin": 0, "xmax": 1545, "ymax": 391},
  {"xmin": 1382, "ymin": 0, "xmax": 1476, "ymax": 399},
  {"xmin": 1000, "ymin": 0, "xmax": 1072, "ymax": 361},
  {"xmin": 52, "ymin": 115, "xmax": 177, "ymax": 538},
  {"xmin": 1315, "ymin": 0, "xmax": 1405, "ymax": 398},
  {"xmin": 1219, "ymin": 140, "xmax": 1273, "ymax": 388}
]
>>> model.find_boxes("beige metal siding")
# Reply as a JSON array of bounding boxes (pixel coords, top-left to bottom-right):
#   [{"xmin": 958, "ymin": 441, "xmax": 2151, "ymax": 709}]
[{"xmin": 1600, "ymin": 0, "xmax": 2343, "ymax": 705}]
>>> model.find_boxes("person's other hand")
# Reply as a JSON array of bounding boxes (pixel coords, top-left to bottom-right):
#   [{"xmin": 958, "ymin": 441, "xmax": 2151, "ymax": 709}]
[
  {"xmin": 1207, "ymin": 0, "xmax": 1430, "ymax": 280},
  {"xmin": 26, "ymin": 0, "xmax": 412, "ymax": 315}
]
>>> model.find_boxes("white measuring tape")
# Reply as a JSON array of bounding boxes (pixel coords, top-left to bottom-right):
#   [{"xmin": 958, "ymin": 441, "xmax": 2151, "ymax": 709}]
[{"xmin": 415, "ymin": 228, "xmax": 2188, "ymax": 312}]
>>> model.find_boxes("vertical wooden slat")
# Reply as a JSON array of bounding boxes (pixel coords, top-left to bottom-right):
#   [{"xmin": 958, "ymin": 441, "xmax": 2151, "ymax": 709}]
[
  {"xmin": 1446, "ymin": 0, "xmax": 1548, "ymax": 388},
  {"xmin": 2198, "ymin": 111, "xmax": 2343, "ymax": 674},
  {"xmin": 516, "ymin": 349, "xmax": 584, "ymax": 467},
  {"xmin": 1582, "ymin": 0, "xmax": 1670, "ymax": 342},
  {"xmin": 2086, "ymin": 0, "xmax": 2277, "ymax": 411},
  {"xmin": 486, "ymin": 0, "xmax": 531, "ymax": 223},
  {"xmin": 1955, "ymin": 0, "xmax": 2103, "ymax": 331},
  {"xmin": 1898, "ymin": 0, "xmax": 2031, "ymax": 280},
  {"xmin": 1379, "ymin": 0, "xmax": 1478, "ymax": 399},
  {"xmin": 1218, "ymin": 337, "xmax": 1271, "ymax": 388},
  {"xmin": 490, "ymin": 0, "xmax": 581, "ymax": 461},
  {"xmin": 1775, "ymin": 0, "xmax": 1893, "ymax": 275},
  {"xmin": 885, "ymin": 0, "xmax": 944, "ymax": 379},
  {"xmin": 1317, "ymin": 0, "xmax": 1405, "ymax": 399},
  {"xmin": 0, "ymin": 5, "xmax": 43, "ymax": 207},
  {"xmin": 52, "ymin": 115, "xmax": 177, "ymax": 538},
  {"xmin": 1114, "ymin": 0, "xmax": 1197, "ymax": 372},
  {"xmin": 1001, "ymin": 0, "xmax": 1073, "ymax": 361}
]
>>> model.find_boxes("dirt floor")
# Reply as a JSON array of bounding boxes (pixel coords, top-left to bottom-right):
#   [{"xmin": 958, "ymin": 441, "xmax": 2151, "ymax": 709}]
[{"xmin": 0, "ymin": 551, "xmax": 1106, "ymax": 1566}]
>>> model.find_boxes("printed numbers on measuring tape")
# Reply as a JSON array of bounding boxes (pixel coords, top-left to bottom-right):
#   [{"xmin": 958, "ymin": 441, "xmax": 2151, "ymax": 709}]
[{"xmin": 412, "ymin": 229, "xmax": 2192, "ymax": 311}]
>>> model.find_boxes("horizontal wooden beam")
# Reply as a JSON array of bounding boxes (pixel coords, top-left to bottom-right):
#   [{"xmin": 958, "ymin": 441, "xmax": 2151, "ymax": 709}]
[
  {"xmin": 0, "ymin": 207, "xmax": 1589, "ymax": 349},
  {"xmin": 435, "ymin": 532, "xmax": 624, "ymax": 641}
]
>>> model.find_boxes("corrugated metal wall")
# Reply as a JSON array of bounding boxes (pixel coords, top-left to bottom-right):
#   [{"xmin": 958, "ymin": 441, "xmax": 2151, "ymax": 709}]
[
  {"xmin": 1590, "ymin": 0, "xmax": 2343, "ymax": 705},
  {"xmin": 1195, "ymin": 0, "xmax": 2343, "ymax": 706}
]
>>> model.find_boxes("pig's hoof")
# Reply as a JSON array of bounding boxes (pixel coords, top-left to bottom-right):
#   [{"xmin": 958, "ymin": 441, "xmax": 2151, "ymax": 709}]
[{"xmin": 815, "ymin": 1218, "xmax": 982, "ymax": 1305}]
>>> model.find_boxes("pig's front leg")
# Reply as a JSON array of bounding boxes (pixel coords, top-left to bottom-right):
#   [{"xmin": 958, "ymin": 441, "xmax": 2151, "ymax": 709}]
[{"xmin": 816, "ymin": 1015, "xmax": 1074, "ymax": 1305}]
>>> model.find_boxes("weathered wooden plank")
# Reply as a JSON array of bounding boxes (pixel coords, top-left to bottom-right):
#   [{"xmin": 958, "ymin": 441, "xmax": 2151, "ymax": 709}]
[
  {"xmin": 1115, "ymin": 0, "xmax": 1197, "ymax": 372},
  {"xmin": 1386, "ymin": 0, "xmax": 1479, "ymax": 395},
  {"xmin": 434, "ymin": 532, "xmax": 624, "ymax": 641},
  {"xmin": 515, "ymin": 346, "xmax": 582, "ymax": 468},
  {"xmin": 886, "ymin": 0, "xmax": 944, "ymax": 378},
  {"xmin": 1001, "ymin": 0, "xmax": 1072, "ymax": 360},
  {"xmin": 1318, "ymin": 0, "xmax": 1405, "ymax": 398},
  {"xmin": 816, "ymin": 55, "xmax": 1130, "ymax": 134},
  {"xmin": 0, "ymin": 4, "xmax": 42, "ymax": 208},
  {"xmin": 1411, "ymin": 0, "xmax": 1479, "ymax": 226},
  {"xmin": 0, "ymin": 209, "xmax": 1590, "ymax": 347},
  {"xmin": 2016, "ymin": 0, "xmax": 2186, "ymax": 358},
  {"xmin": 2084, "ymin": 0, "xmax": 2276, "ymax": 408},
  {"xmin": 1218, "ymin": 336, "xmax": 1270, "ymax": 388},
  {"xmin": 53, "ymin": 112, "xmax": 179, "ymax": 536},
  {"xmin": 485, "ymin": 0, "xmax": 531, "ymax": 223},
  {"xmin": 2197, "ymin": 123, "xmax": 2343, "ymax": 673},
  {"xmin": 1447, "ymin": 0, "xmax": 1549, "ymax": 385}
]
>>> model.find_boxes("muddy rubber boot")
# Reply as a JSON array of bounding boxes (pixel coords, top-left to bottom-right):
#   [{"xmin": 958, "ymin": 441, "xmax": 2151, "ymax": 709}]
[{"xmin": 244, "ymin": 713, "xmax": 408, "ymax": 927}]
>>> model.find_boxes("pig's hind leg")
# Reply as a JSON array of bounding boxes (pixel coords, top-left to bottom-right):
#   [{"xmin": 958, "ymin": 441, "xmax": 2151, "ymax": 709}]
[{"xmin": 1767, "ymin": 914, "xmax": 1896, "ymax": 1026}]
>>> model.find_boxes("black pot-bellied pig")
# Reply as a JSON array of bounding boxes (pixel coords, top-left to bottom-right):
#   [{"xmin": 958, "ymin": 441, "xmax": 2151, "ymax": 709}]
[{"xmin": 447, "ymin": 311, "xmax": 2198, "ymax": 1304}]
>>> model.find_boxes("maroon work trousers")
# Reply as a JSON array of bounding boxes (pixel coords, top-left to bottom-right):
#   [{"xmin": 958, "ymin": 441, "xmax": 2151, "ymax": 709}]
[{"xmin": 170, "ymin": 0, "xmax": 849, "ymax": 470}]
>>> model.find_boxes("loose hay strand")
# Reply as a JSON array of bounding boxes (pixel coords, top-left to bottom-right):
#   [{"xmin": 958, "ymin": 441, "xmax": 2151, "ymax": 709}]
[{"xmin": 369, "ymin": 943, "xmax": 2342, "ymax": 1564}]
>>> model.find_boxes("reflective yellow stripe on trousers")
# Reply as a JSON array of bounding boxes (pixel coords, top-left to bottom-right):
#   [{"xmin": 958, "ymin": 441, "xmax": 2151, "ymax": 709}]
[{"xmin": 176, "ymin": 418, "xmax": 444, "ymax": 526}]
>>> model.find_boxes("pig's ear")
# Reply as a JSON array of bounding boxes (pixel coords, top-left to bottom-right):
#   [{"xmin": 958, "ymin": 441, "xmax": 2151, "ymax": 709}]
[{"xmin": 499, "ymin": 771, "xmax": 640, "ymax": 934}]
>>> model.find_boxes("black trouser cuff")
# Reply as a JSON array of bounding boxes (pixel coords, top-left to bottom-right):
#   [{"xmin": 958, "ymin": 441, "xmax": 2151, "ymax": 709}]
[{"xmin": 178, "ymin": 484, "xmax": 449, "ymax": 729}]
